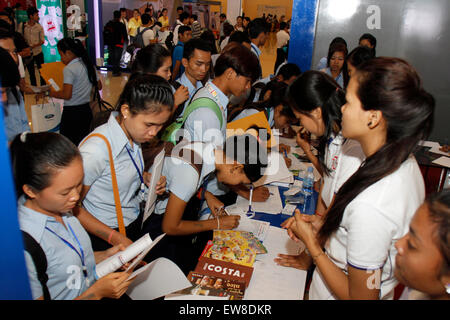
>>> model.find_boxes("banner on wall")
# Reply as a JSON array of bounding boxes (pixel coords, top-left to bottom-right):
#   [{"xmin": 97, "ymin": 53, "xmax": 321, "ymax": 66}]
[
  {"xmin": 257, "ymin": 5, "xmax": 287, "ymax": 19},
  {"xmin": 36, "ymin": 0, "xmax": 65, "ymax": 63}
]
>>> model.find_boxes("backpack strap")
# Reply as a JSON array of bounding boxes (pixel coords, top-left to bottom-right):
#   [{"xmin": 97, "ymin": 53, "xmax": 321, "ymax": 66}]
[
  {"xmin": 21, "ymin": 231, "xmax": 51, "ymax": 300},
  {"xmin": 79, "ymin": 133, "xmax": 126, "ymax": 236},
  {"xmin": 180, "ymin": 97, "xmax": 223, "ymax": 129}
]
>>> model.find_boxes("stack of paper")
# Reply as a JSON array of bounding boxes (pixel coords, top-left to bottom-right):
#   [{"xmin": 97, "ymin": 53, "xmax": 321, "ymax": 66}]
[
  {"xmin": 254, "ymin": 151, "xmax": 293, "ymax": 187},
  {"xmin": 235, "ymin": 185, "xmax": 283, "ymax": 215},
  {"xmin": 244, "ymin": 226, "xmax": 306, "ymax": 300}
]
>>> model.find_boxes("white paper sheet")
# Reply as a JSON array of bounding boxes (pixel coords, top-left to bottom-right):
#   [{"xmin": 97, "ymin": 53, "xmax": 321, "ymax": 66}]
[
  {"xmin": 254, "ymin": 151, "xmax": 294, "ymax": 187},
  {"xmin": 234, "ymin": 216, "xmax": 271, "ymax": 242},
  {"xmin": 127, "ymin": 257, "xmax": 192, "ymax": 300},
  {"xmin": 143, "ymin": 149, "xmax": 165, "ymax": 224},
  {"xmin": 124, "ymin": 233, "xmax": 166, "ymax": 275},
  {"xmin": 244, "ymin": 226, "xmax": 306, "ymax": 300},
  {"xmin": 432, "ymin": 156, "xmax": 450, "ymax": 168},
  {"xmin": 419, "ymin": 140, "xmax": 441, "ymax": 148},
  {"xmin": 235, "ymin": 185, "xmax": 283, "ymax": 215},
  {"xmin": 96, "ymin": 233, "xmax": 159, "ymax": 278},
  {"xmin": 429, "ymin": 146, "xmax": 450, "ymax": 157}
]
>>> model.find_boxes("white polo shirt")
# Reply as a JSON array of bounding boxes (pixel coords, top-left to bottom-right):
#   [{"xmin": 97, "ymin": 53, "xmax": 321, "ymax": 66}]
[
  {"xmin": 321, "ymin": 133, "xmax": 365, "ymax": 207},
  {"xmin": 309, "ymin": 156, "xmax": 425, "ymax": 300}
]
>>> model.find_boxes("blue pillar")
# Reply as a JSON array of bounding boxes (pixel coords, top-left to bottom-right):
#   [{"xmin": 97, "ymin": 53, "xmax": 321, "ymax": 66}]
[
  {"xmin": 288, "ymin": 0, "xmax": 319, "ymax": 72},
  {"xmin": 0, "ymin": 103, "xmax": 31, "ymax": 300}
]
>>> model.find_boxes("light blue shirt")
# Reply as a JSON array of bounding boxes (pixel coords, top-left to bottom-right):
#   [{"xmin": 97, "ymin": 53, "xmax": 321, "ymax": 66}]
[
  {"xmin": 154, "ymin": 142, "xmax": 216, "ymax": 214},
  {"xmin": 316, "ymin": 57, "xmax": 328, "ymax": 71},
  {"xmin": 18, "ymin": 197, "xmax": 97, "ymax": 300},
  {"xmin": 183, "ymin": 81, "xmax": 230, "ymax": 196},
  {"xmin": 250, "ymin": 42, "xmax": 261, "ymax": 60},
  {"xmin": 63, "ymin": 58, "xmax": 94, "ymax": 106},
  {"xmin": 324, "ymin": 67, "xmax": 344, "ymax": 88},
  {"xmin": 3, "ymin": 88, "xmax": 30, "ymax": 142},
  {"xmin": 184, "ymin": 81, "xmax": 229, "ymax": 148},
  {"xmin": 79, "ymin": 112, "xmax": 143, "ymax": 228},
  {"xmin": 176, "ymin": 72, "xmax": 204, "ymax": 118}
]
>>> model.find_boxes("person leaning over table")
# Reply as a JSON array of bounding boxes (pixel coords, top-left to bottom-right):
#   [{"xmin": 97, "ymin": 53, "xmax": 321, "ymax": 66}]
[
  {"xmin": 283, "ymin": 57, "xmax": 434, "ymax": 299},
  {"xmin": 274, "ymin": 70, "xmax": 364, "ymax": 270},
  {"xmin": 142, "ymin": 134, "xmax": 267, "ymax": 273},
  {"xmin": 182, "ymin": 43, "xmax": 269, "ymax": 207}
]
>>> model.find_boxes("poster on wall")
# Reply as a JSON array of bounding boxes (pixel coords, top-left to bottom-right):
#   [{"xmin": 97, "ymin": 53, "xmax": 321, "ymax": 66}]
[
  {"xmin": 36, "ymin": 0, "xmax": 65, "ymax": 63},
  {"xmin": 183, "ymin": 2, "xmax": 213, "ymax": 29},
  {"xmin": 257, "ymin": 5, "xmax": 287, "ymax": 19}
]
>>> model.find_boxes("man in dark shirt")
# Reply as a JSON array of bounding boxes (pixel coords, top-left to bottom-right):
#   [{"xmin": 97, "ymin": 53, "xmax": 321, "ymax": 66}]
[{"xmin": 104, "ymin": 10, "xmax": 128, "ymax": 76}]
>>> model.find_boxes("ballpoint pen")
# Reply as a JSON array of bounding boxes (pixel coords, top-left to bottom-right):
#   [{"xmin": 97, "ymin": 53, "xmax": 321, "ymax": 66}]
[{"xmin": 246, "ymin": 185, "xmax": 255, "ymax": 218}]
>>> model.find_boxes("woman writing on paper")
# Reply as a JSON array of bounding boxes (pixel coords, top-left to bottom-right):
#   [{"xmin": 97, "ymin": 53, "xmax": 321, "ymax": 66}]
[
  {"xmin": 73, "ymin": 74, "xmax": 171, "ymax": 251},
  {"xmin": 143, "ymin": 133, "xmax": 268, "ymax": 273},
  {"xmin": 47, "ymin": 38, "xmax": 102, "ymax": 146},
  {"xmin": 285, "ymin": 58, "xmax": 434, "ymax": 299},
  {"xmin": 12, "ymin": 132, "xmax": 133, "ymax": 300}
]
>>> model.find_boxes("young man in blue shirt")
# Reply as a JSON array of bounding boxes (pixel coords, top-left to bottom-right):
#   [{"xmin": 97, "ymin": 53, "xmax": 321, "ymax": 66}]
[
  {"xmin": 172, "ymin": 25, "xmax": 192, "ymax": 81},
  {"xmin": 175, "ymin": 38, "xmax": 212, "ymax": 118}
]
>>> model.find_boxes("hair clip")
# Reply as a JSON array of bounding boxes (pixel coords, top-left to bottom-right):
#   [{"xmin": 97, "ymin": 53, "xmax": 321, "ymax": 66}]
[{"xmin": 20, "ymin": 131, "xmax": 29, "ymax": 143}]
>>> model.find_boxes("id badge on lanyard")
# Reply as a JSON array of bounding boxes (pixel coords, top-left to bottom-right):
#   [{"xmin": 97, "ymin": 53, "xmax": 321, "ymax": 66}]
[{"xmin": 125, "ymin": 146, "xmax": 146, "ymax": 201}]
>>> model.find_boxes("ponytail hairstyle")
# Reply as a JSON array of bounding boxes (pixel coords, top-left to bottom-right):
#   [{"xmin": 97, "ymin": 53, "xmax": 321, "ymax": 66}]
[
  {"xmin": 10, "ymin": 132, "xmax": 81, "ymax": 198},
  {"xmin": 116, "ymin": 73, "xmax": 174, "ymax": 116},
  {"xmin": 426, "ymin": 190, "xmax": 450, "ymax": 278},
  {"xmin": 286, "ymin": 70, "xmax": 346, "ymax": 175},
  {"xmin": 57, "ymin": 37, "xmax": 97, "ymax": 87},
  {"xmin": 318, "ymin": 57, "xmax": 435, "ymax": 243}
]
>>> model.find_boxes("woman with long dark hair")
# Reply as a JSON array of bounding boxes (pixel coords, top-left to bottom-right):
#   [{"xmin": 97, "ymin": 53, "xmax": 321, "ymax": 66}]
[
  {"xmin": 286, "ymin": 57, "xmax": 435, "ymax": 299},
  {"xmin": 49, "ymin": 37, "xmax": 101, "ymax": 145},
  {"xmin": 275, "ymin": 71, "xmax": 364, "ymax": 269},
  {"xmin": 320, "ymin": 42, "xmax": 348, "ymax": 89}
]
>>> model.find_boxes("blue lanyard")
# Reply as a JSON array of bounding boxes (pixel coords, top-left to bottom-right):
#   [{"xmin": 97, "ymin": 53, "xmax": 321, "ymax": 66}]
[
  {"xmin": 45, "ymin": 222, "xmax": 88, "ymax": 281},
  {"xmin": 125, "ymin": 145, "xmax": 145, "ymax": 188}
]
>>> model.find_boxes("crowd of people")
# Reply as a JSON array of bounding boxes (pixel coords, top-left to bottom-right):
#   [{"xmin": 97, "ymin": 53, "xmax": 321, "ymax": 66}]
[{"xmin": 0, "ymin": 4, "xmax": 448, "ymax": 302}]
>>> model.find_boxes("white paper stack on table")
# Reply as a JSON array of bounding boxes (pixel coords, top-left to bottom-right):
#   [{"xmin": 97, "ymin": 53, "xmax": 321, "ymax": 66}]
[
  {"xmin": 235, "ymin": 185, "xmax": 284, "ymax": 215},
  {"xmin": 254, "ymin": 150, "xmax": 294, "ymax": 187},
  {"xmin": 419, "ymin": 140, "xmax": 450, "ymax": 168},
  {"xmin": 244, "ymin": 226, "xmax": 307, "ymax": 300}
]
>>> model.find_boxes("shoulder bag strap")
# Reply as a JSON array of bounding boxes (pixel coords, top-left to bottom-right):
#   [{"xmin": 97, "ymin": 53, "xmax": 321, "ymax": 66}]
[{"xmin": 79, "ymin": 133, "xmax": 126, "ymax": 236}]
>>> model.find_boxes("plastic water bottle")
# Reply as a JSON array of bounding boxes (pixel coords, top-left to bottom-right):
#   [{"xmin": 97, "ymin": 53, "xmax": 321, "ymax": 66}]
[{"xmin": 301, "ymin": 166, "xmax": 314, "ymax": 214}]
